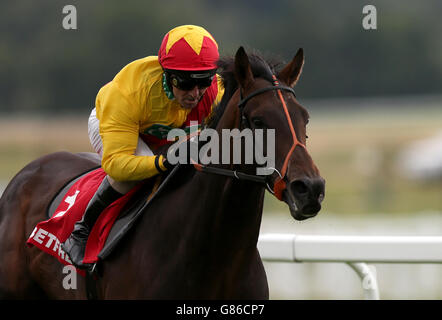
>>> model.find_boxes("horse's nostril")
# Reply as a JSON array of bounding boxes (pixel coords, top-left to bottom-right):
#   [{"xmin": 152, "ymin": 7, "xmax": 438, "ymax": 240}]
[{"xmin": 291, "ymin": 180, "xmax": 309, "ymax": 195}]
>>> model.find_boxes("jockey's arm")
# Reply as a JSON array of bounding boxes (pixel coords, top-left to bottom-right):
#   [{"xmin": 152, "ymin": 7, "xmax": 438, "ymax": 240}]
[{"xmin": 96, "ymin": 82, "xmax": 167, "ymax": 182}]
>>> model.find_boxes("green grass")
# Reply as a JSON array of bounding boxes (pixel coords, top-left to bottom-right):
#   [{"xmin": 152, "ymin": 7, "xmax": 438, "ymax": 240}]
[
  {"xmin": 2, "ymin": 105, "xmax": 442, "ymax": 215},
  {"xmin": 264, "ymin": 105, "xmax": 442, "ymax": 215},
  {"xmin": 0, "ymin": 116, "xmax": 92, "ymax": 182}
]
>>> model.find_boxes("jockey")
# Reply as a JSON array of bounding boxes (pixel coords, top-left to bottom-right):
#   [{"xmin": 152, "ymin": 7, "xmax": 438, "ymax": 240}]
[{"xmin": 62, "ymin": 25, "xmax": 224, "ymax": 269}]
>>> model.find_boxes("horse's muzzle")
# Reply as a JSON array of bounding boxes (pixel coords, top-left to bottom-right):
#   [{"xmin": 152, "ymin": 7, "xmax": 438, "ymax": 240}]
[{"xmin": 283, "ymin": 177, "xmax": 325, "ymax": 221}]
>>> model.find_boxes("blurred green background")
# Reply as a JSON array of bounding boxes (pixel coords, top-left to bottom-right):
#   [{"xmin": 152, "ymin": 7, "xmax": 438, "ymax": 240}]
[
  {"xmin": 2, "ymin": 0, "xmax": 442, "ymax": 114},
  {"xmin": 1, "ymin": 0, "xmax": 441, "ymax": 215}
]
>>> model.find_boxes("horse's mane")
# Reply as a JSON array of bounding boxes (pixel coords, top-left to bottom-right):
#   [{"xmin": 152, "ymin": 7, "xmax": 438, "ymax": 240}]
[{"xmin": 205, "ymin": 51, "xmax": 284, "ymax": 129}]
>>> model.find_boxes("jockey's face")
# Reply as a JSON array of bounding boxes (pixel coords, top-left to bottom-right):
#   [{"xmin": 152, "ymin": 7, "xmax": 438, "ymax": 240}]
[{"xmin": 173, "ymin": 85, "xmax": 208, "ymax": 109}]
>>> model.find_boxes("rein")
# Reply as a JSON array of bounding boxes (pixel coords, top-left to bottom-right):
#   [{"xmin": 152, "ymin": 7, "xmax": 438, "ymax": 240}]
[{"xmin": 193, "ymin": 75, "xmax": 306, "ymax": 200}]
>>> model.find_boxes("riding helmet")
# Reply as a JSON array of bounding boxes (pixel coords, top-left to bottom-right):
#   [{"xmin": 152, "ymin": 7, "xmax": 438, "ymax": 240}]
[{"xmin": 158, "ymin": 25, "xmax": 219, "ymax": 71}]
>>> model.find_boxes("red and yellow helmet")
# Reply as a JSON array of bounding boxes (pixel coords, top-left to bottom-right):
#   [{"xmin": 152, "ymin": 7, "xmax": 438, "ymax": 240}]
[{"xmin": 158, "ymin": 25, "xmax": 219, "ymax": 71}]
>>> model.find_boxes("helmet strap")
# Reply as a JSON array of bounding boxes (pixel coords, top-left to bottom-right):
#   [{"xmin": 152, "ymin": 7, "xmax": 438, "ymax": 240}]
[{"xmin": 162, "ymin": 72, "xmax": 175, "ymax": 100}]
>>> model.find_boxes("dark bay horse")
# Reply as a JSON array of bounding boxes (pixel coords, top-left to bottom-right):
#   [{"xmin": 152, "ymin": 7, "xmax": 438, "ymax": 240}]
[{"xmin": 0, "ymin": 47, "xmax": 325, "ymax": 299}]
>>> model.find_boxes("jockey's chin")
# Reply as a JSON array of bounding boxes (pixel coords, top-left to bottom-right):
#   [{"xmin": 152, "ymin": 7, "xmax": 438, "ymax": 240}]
[{"xmin": 181, "ymin": 98, "xmax": 200, "ymax": 109}]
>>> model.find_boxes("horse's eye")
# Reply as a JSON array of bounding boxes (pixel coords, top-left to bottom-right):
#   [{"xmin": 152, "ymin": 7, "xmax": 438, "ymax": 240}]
[{"xmin": 252, "ymin": 118, "xmax": 265, "ymax": 128}]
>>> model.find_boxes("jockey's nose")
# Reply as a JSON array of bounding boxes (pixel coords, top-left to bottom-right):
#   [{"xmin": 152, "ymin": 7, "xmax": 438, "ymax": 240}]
[{"xmin": 188, "ymin": 86, "xmax": 200, "ymax": 97}]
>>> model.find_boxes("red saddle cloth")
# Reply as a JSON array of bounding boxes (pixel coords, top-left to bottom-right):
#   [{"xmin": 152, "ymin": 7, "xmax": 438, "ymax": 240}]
[{"xmin": 26, "ymin": 168, "xmax": 141, "ymax": 270}]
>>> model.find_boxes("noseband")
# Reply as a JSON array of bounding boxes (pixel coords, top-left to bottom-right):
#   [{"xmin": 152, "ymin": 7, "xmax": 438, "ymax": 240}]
[{"xmin": 193, "ymin": 75, "xmax": 306, "ymax": 200}]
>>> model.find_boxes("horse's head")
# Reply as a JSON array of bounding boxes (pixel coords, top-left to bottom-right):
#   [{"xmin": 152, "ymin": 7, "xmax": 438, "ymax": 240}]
[{"xmin": 233, "ymin": 47, "xmax": 325, "ymax": 220}]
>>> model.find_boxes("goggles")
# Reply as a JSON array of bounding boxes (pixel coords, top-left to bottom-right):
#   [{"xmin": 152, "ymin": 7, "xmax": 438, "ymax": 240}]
[{"xmin": 166, "ymin": 70, "xmax": 216, "ymax": 91}]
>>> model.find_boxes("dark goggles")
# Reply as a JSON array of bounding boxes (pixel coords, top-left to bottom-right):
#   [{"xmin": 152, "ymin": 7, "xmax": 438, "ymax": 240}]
[{"xmin": 166, "ymin": 70, "xmax": 216, "ymax": 91}]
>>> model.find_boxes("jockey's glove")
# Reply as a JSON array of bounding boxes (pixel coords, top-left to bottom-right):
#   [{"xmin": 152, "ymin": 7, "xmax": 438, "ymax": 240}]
[{"xmin": 154, "ymin": 155, "xmax": 175, "ymax": 173}]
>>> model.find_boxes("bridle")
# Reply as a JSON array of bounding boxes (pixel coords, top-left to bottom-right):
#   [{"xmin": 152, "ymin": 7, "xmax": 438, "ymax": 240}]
[{"xmin": 193, "ymin": 74, "xmax": 306, "ymax": 200}]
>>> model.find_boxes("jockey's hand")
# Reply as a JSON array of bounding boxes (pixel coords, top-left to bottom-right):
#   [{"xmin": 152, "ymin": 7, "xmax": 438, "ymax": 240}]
[
  {"xmin": 154, "ymin": 154, "xmax": 175, "ymax": 173},
  {"xmin": 154, "ymin": 136, "xmax": 199, "ymax": 172},
  {"xmin": 162, "ymin": 155, "xmax": 176, "ymax": 171},
  {"xmin": 153, "ymin": 141, "xmax": 176, "ymax": 173}
]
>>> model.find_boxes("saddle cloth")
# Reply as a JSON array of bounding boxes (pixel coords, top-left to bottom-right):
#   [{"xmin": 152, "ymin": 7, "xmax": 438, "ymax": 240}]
[{"xmin": 26, "ymin": 168, "xmax": 145, "ymax": 269}]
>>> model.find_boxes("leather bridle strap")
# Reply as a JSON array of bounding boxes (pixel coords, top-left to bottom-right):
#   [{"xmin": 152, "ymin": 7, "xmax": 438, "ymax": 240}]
[
  {"xmin": 190, "ymin": 75, "xmax": 306, "ymax": 198},
  {"xmin": 177, "ymin": 132, "xmax": 267, "ymax": 184},
  {"xmin": 192, "ymin": 161, "xmax": 267, "ymax": 183},
  {"xmin": 270, "ymin": 75, "xmax": 306, "ymax": 200},
  {"xmin": 238, "ymin": 84, "xmax": 297, "ymax": 128},
  {"xmin": 238, "ymin": 85, "xmax": 297, "ymax": 108}
]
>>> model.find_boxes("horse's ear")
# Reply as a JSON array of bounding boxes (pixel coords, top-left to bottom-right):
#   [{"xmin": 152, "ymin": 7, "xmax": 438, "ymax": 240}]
[
  {"xmin": 234, "ymin": 46, "xmax": 254, "ymax": 90},
  {"xmin": 278, "ymin": 48, "xmax": 304, "ymax": 87}
]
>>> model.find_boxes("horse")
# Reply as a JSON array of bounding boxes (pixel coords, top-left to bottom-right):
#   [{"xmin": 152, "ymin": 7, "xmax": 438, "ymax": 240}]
[{"xmin": 0, "ymin": 47, "xmax": 325, "ymax": 299}]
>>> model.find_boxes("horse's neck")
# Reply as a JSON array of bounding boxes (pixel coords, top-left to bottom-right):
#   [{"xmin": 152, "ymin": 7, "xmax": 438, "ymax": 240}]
[
  {"xmin": 220, "ymin": 179, "xmax": 265, "ymax": 245},
  {"xmin": 193, "ymin": 172, "xmax": 265, "ymax": 249},
  {"xmin": 193, "ymin": 90, "xmax": 265, "ymax": 248},
  {"xmin": 216, "ymin": 90, "xmax": 241, "ymax": 133}
]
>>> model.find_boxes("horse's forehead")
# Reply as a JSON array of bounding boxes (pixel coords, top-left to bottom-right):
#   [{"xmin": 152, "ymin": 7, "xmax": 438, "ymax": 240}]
[
  {"xmin": 252, "ymin": 77, "xmax": 274, "ymax": 89},
  {"xmin": 250, "ymin": 78, "xmax": 297, "ymax": 105},
  {"xmin": 250, "ymin": 81, "xmax": 308, "ymax": 122}
]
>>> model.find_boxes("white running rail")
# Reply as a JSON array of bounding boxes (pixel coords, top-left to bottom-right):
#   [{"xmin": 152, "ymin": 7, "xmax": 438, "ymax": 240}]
[{"xmin": 258, "ymin": 233, "xmax": 442, "ymax": 300}]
